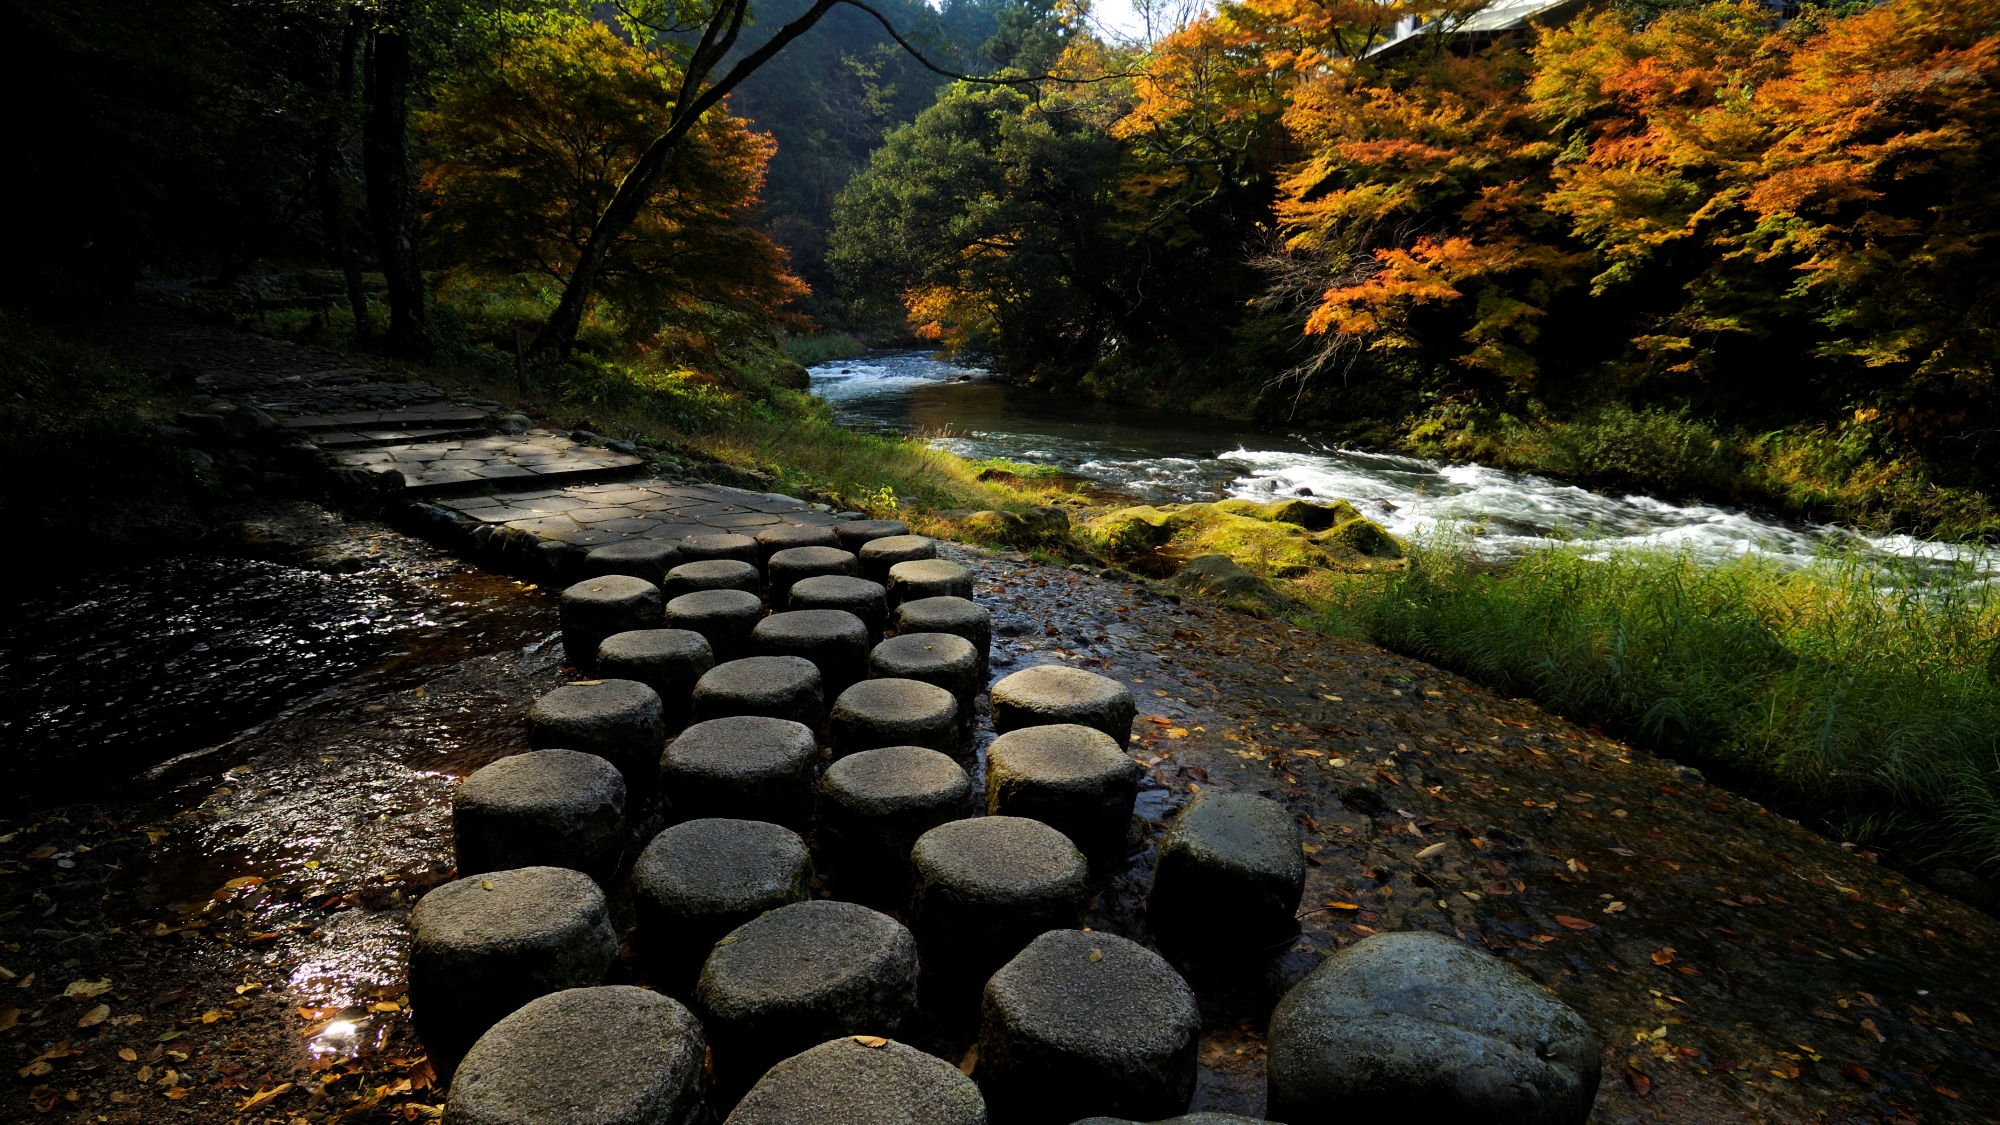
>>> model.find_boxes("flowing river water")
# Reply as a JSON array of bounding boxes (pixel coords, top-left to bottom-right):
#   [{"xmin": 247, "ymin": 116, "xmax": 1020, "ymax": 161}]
[{"xmin": 812, "ymin": 352, "xmax": 1983, "ymax": 571}]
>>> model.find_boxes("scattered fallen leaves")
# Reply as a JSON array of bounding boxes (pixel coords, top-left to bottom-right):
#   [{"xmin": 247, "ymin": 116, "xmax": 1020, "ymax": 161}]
[
  {"xmin": 236, "ymin": 1083, "xmax": 294, "ymax": 1112},
  {"xmin": 1770, "ymin": 1063, "xmax": 1800, "ymax": 1080}
]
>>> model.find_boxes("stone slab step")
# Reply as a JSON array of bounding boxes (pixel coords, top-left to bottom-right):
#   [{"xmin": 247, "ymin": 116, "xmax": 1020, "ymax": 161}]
[
  {"xmin": 316, "ymin": 427, "xmax": 492, "ymax": 449},
  {"xmin": 284, "ymin": 406, "xmax": 492, "ymax": 431},
  {"xmin": 436, "ymin": 479, "xmax": 834, "ymax": 548},
  {"xmin": 334, "ymin": 433, "xmax": 645, "ymax": 496}
]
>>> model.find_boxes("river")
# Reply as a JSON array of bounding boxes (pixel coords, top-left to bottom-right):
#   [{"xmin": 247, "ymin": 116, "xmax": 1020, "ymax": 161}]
[{"xmin": 811, "ymin": 351, "xmax": 1982, "ymax": 571}]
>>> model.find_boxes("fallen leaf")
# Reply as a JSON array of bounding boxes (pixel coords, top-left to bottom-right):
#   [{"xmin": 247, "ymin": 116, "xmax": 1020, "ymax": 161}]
[
  {"xmin": 1323, "ymin": 901, "xmax": 1359, "ymax": 911},
  {"xmin": 0, "ymin": 966, "xmax": 13, "ymax": 980},
  {"xmin": 236, "ymin": 1083, "xmax": 294, "ymax": 1113},
  {"xmin": 235, "ymin": 982, "xmax": 263, "ymax": 995},
  {"xmin": 370, "ymin": 1001, "xmax": 401, "ymax": 1013},
  {"xmin": 1567, "ymin": 858, "xmax": 1589, "ymax": 874},
  {"xmin": 19, "ymin": 1060, "xmax": 52, "ymax": 1079},
  {"xmin": 118, "ymin": 1048, "xmax": 137, "ymax": 1062},
  {"xmin": 0, "ymin": 1007, "xmax": 15, "ymax": 1031},
  {"xmin": 1087, "ymin": 948, "xmax": 1104, "ymax": 963},
  {"xmin": 1627, "ymin": 1069, "xmax": 1651, "ymax": 1096},
  {"xmin": 155, "ymin": 1031, "xmax": 182, "ymax": 1043},
  {"xmin": 1650, "ymin": 948, "xmax": 1676, "ymax": 966},
  {"xmin": 1349, "ymin": 924, "xmax": 1379, "ymax": 937},
  {"xmin": 63, "ymin": 978, "xmax": 113, "ymax": 999},
  {"xmin": 201, "ymin": 1010, "xmax": 225, "ymax": 1024},
  {"xmin": 1933, "ymin": 1084, "xmax": 1960, "ymax": 1099},
  {"xmin": 164, "ymin": 1086, "xmax": 188, "ymax": 1100},
  {"xmin": 1416, "ymin": 843, "xmax": 1446, "ymax": 860},
  {"xmin": 220, "ymin": 876, "xmax": 264, "ymax": 892},
  {"xmin": 1771, "ymin": 1063, "xmax": 1800, "ymax": 1079},
  {"xmin": 27, "ymin": 846, "xmax": 56, "ymax": 861},
  {"xmin": 1861, "ymin": 1018, "xmax": 1884, "ymax": 1042},
  {"xmin": 1554, "ymin": 915, "xmax": 1597, "ymax": 931},
  {"xmin": 78, "ymin": 1004, "xmax": 110, "ymax": 1028},
  {"xmin": 851, "ymin": 1036, "xmax": 889, "ymax": 1049},
  {"xmin": 1603, "ymin": 901, "xmax": 1627, "ymax": 914},
  {"xmin": 1145, "ymin": 716, "xmax": 1172, "ymax": 726},
  {"xmin": 407, "ymin": 1058, "xmax": 436, "ymax": 1091},
  {"xmin": 1952, "ymin": 1011, "xmax": 1973, "ymax": 1025}
]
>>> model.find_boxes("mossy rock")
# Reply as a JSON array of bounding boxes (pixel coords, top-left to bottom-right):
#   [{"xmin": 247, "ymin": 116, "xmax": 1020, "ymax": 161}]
[
  {"xmin": 1082, "ymin": 499, "xmax": 1401, "ymax": 580},
  {"xmin": 1181, "ymin": 511, "xmax": 1338, "ymax": 579},
  {"xmin": 1212, "ymin": 497, "xmax": 1362, "ymax": 531},
  {"xmin": 1080, "ymin": 506, "xmax": 1201, "ymax": 556},
  {"xmin": 959, "ymin": 506, "xmax": 1072, "ymax": 547},
  {"xmin": 1170, "ymin": 555, "xmax": 1294, "ymax": 617},
  {"xmin": 1315, "ymin": 516, "xmax": 1403, "ymax": 559}
]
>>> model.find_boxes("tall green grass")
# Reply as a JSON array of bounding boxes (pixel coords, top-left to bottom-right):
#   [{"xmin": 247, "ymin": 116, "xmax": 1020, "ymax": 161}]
[{"xmin": 1305, "ymin": 537, "xmax": 2000, "ymax": 873}]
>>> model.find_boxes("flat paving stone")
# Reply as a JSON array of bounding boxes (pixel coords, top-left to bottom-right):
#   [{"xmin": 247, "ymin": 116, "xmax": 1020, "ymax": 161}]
[
  {"xmin": 975, "ymin": 930, "xmax": 1200, "ymax": 1123},
  {"xmin": 660, "ymin": 715, "xmax": 819, "ymax": 827},
  {"xmin": 869, "ymin": 632, "xmax": 980, "ymax": 708},
  {"xmin": 766, "ymin": 545, "xmax": 860, "ymax": 605},
  {"xmin": 679, "ymin": 532, "xmax": 761, "ymax": 567},
  {"xmin": 834, "ymin": 519, "xmax": 910, "ymax": 552},
  {"xmin": 561, "ymin": 576, "xmax": 664, "ymax": 675},
  {"xmin": 335, "ymin": 434, "xmax": 641, "ymax": 494},
  {"xmin": 446, "ymin": 986, "xmax": 706, "ymax": 1125},
  {"xmin": 1146, "ymin": 788, "xmax": 1305, "ymax": 953},
  {"xmin": 817, "ymin": 746, "xmax": 971, "ymax": 901},
  {"xmin": 829, "ymin": 678, "xmax": 958, "ymax": 757},
  {"xmin": 526, "ymin": 679, "xmax": 666, "ymax": 797},
  {"xmin": 754, "ymin": 609, "xmax": 870, "ymax": 699},
  {"xmin": 990, "ymin": 665, "xmax": 1137, "ymax": 747},
  {"xmin": 908, "ymin": 816, "xmax": 1087, "ymax": 982},
  {"xmin": 788, "ymin": 575, "xmax": 888, "ymax": 640},
  {"xmin": 725, "ymin": 1037, "xmax": 986, "ymax": 1125},
  {"xmin": 894, "ymin": 597, "xmax": 992, "ymax": 675},
  {"xmin": 632, "ymin": 818, "xmax": 813, "ymax": 993},
  {"xmin": 985, "ymin": 724, "xmax": 1140, "ymax": 863},
  {"xmin": 664, "ymin": 558, "xmax": 762, "ymax": 599},
  {"xmin": 453, "ymin": 750, "xmax": 626, "ymax": 882},
  {"xmin": 696, "ymin": 900, "xmax": 921, "ymax": 1099},
  {"xmin": 755, "ymin": 522, "xmax": 839, "ymax": 563},
  {"xmin": 1266, "ymin": 931, "xmax": 1601, "ymax": 1125},
  {"xmin": 692, "ymin": 656, "xmax": 824, "ymax": 726},
  {"xmin": 858, "ymin": 534, "xmax": 937, "ymax": 584},
  {"xmin": 665, "ymin": 588, "xmax": 764, "ymax": 662},
  {"xmin": 409, "ymin": 867, "xmax": 619, "ymax": 1072},
  {"xmin": 596, "ymin": 629, "xmax": 714, "ymax": 730},
  {"xmin": 581, "ymin": 539, "xmax": 680, "ymax": 586},
  {"xmin": 886, "ymin": 559, "xmax": 975, "ymax": 608}
]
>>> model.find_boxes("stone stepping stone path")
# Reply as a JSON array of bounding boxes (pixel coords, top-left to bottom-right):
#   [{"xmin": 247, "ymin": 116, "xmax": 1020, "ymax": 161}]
[
  {"xmin": 337, "ymin": 431, "xmax": 646, "ymax": 493},
  {"xmin": 632, "ymin": 818, "xmax": 813, "ymax": 992},
  {"xmin": 452, "ymin": 748, "xmax": 626, "ymax": 881},
  {"xmin": 445, "ymin": 986, "xmax": 707, "ymax": 1125},
  {"xmin": 726, "ymin": 1036, "xmax": 986, "ymax": 1125}
]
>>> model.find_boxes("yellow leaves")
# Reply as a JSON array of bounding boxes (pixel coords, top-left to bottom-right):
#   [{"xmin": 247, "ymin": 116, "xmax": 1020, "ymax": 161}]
[
  {"xmin": 236, "ymin": 1083, "xmax": 293, "ymax": 1113},
  {"xmin": 118, "ymin": 1048, "xmax": 138, "ymax": 1062},
  {"xmin": 62, "ymin": 979, "xmax": 112, "ymax": 1000},
  {"xmin": 852, "ymin": 1035, "xmax": 889, "ymax": 1048},
  {"xmin": 1087, "ymin": 948, "xmax": 1105, "ymax": 963},
  {"xmin": 77, "ymin": 1005, "xmax": 110, "ymax": 1028},
  {"xmin": 1650, "ymin": 947, "xmax": 1676, "ymax": 965}
]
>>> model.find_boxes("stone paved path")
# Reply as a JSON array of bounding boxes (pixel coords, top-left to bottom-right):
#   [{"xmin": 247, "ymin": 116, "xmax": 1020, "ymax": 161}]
[{"xmin": 436, "ymin": 479, "xmax": 835, "ymax": 547}]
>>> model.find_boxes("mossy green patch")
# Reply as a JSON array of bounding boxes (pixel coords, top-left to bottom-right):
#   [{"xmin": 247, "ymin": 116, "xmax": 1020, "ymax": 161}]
[{"xmin": 1082, "ymin": 498, "xmax": 1403, "ymax": 581}]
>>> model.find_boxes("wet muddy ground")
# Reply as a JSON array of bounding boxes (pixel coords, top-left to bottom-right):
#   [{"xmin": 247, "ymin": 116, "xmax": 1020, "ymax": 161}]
[{"xmin": 3, "ymin": 512, "xmax": 1997, "ymax": 1124}]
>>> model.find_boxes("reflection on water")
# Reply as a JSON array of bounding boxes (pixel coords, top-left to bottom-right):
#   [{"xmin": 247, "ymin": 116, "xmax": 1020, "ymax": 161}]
[{"xmin": 814, "ymin": 351, "xmax": 1988, "ymax": 571}]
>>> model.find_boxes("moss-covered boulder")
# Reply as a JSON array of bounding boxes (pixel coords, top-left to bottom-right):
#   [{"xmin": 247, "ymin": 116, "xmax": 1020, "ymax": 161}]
[
  {"xmin": 1212, "ymin": 497, "xmax": 1362, "ymax": 531},
  {"xmin": 1082, "ymin": 498, "xmax": 1400, "ymax": 581}
]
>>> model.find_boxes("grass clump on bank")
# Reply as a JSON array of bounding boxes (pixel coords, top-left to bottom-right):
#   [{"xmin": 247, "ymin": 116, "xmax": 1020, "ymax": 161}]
[{"xmin": 1294, "ymin": 538, "xmax": 2000, "ymax": 878}]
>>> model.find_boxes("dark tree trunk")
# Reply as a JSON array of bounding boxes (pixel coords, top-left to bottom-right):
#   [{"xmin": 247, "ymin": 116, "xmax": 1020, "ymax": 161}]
[
  {"xmin": 362, "ymin": 9, "xmax": 426, "ymax": 354},
  {"xmin": 316, "ymin": 7, "xmax": 371, "ymax": 340}
]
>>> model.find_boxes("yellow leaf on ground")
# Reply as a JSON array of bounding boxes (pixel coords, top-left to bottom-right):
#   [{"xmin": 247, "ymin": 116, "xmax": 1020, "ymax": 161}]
[
  {"xmin": 0, "ymin": 1008, "xmax": 16, "ymax": 1031},
  {"xmin": 370, "ymin": 1002, "xmax": 401, "ymax": 1013},
  {"xmin": 1416, "ymin": 843, "xmax": 1446, "ymax": 859},
  {"xmin": 63, "ymin": 978, "xmax": 113, "ymax": 999},
  {"xmin": 1650, "ymin": 948, "xmax": 1675, "ymax": 965},
  {"xmin": 118, "ymin": 1048, "xmax": 137, "ymax": 1062},
  {"xmin": 236, "ymin": 1083, "xmax": 293, "ymax": 1112},
  {"xmin": 1554, "ymin": 915, "xmax": 1597, "ymax": 931},
  {"xmin": 852, "ymin": 1036, "xmax": 888, "ymax": 1048},
  {"xmin": 164, "ymin": 1087, "xmax": 188, "ymax": 1100},
  {"xmin": 77, "ymin": 1004, "xmax": 110, "ymax": 1028}
]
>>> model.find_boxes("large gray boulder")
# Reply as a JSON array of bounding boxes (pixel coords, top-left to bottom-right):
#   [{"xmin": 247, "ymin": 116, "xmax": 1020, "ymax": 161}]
[
  {"xmin": 857, "ymin": 534, "xmax": 937, "ymax": 584},
  {"xmin": 886, "ymin": 559, "xmax": 974, "ymax": 609},
  {"xmin": 870, "ymin": 632, "xmax": 981, "ymax": 709},
  {"xmin": 726, "ymin": 1038, "xmax": 986, "ymax": 1125},
  {"xmin": 790, "ymin": 575, "xmax": 889, "ymax": 640},
  {"xmin": 445, "ymin": 986, "xmax": 706, "ymax": 1125},
  {"xmin": 1146, "ymin": 789, "xmax": 1304, "ymax": 953},
  {"xmin": 453, "ymin": 750, "xmax": 625, "ymax": 882},
  {"xmin": 1266, "ymin": 931, "xmax": 1601, "ymax": 1125}
]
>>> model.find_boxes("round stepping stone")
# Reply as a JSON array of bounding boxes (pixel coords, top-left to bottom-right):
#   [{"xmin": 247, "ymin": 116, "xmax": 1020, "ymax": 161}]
[
  {"xmin": 597, "ymin": 629, "xmax": 714, "ymax": 730},
  {"xmin": 830, "ymin": 678, "xmax": 957, "ymax": 757},
  {"xmin": 561, "ymin": 576, "xmax": 663, "ymax": 675},
  {"xmin": 632, "ymin": 818, "xmax": 813, "ymax": 992},
  {"xmin": 755, "ymin": 522, "xmax": 840, "ymax": 564},
  {"xmin": 857, "ymin": 534, "xmax": 937, "ymax": 584},
  {"xmin": 975, "ymin": 930, "xmax": 1200, "ymax": 1123},
  {"xmin": 666, "ymin": 588, "xmax": 763, "ymax": 662},
  {"xmin": 886, "ymin": 559, "xmax": 974, "ymax": 608},
  {"xmin": 753, "ymin": 609, "xmax": 870, "ymax": 699},
  {"xmin": 696, "ymin": 900, "xmax": 921, "ymax": 1097},
  {"xmin": 1074, "ymin": 1117, "xmax": 1267, "ymax": 1125},
  {"xmin": 908, "ymin": 816, "xmax": 1087, "ymax": 981},
  {"xmin": 991, "ymin": 664, "xmax": 1136, "ymax": 746},
  {"xmin": 895, "ymin": 596, "xmax": 992, "ymax": 675},
  {"xmin": 580, "ymin": 539, "xmax": 680, "ymax": 587},
  {"xmin": 985, "ymin": 724, "xmax": 1140, "ymax": 862},
  {"xmin": 1267, "ymin": 931, "xmax": 1601, "ymax": 1125},
  {"xmin": 527, "ymin": 679, "xmax": 665, "ymax": 797},
  {"xmin": 869, "ymin": 632, "xmax": 980, "ymax": 708},
  {"xmin": 447, "ymin": 986, "xmax": 706, "ymax": 1125},
  {"xmin": 661, "ymin": 715, "xmax": 818, "ymax": 827},
  {"xmin": 766, "ymin": 545, "xmax": 861, "ymax": 605},
  {"xmin": 726, "ymin": 1037, "xmax": 985, "ymax": 1125},
  {"xmin": 1147, "ymin": 788, "xmax": 1305, "ymax": 952},
  {"xmin": 409, "ymin": 867, "xmax": 619, "ymax": 1071},
  {"xmin": 678, "ymin": 532, "xmax": 761, "ymax": 568},
  {"xmin": 817, "ymin": 746, "xmax": 971, "ymax": 900},
  {"xmin": 664, "ymin": 558, "xmax": 762, "ymax": 599},
  {"xmin": 453, "ymin": 750, "xmax": 626, "ymax": 882},
  {"xmin": 789, "ymin": 575, "xmax": 888, "ymax": 640},
  {"xmin": 834, "ymin": 518, "xmax": 909, "ymax": 552},
  {"xmin": 692, "ymin": 656, "xmax": 824, "ymax": 726}
]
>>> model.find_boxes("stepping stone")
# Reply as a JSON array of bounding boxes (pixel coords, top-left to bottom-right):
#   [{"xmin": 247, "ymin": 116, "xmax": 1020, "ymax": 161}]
[
  {"xmin": 446, "ymin": 986, "xmax": 706, "ymax": 1125},
  {"xmin": 985, "ymin": 724, "xmax": 1140, "ymax": 862},
  {"xmin": 581, "ymin": 539, "xmax": 680, "ymax": 586},
  {"xmin": 894, "ymin": 596, "xmax": 992, "ymax": 675},
  {"xmin": 665, "ymin": 559, "xmax": 762, "ymax": 599},
  {"xmin": 908, "ymin": 816, "xmax": 1087, "ymax": 981},
  {"xmin": 679, "ymin": 532, "xmax": 761, "ymax": 567},
  {"xmin": 453, "ymin": 750, "xmax": 626, "ymax": 882},
  {"xmin": 692, "ymin": 656, "xmax": 824, "ymax": 726},
  {"xmin": 834, "ymin": 518, "xmax": 909, "ymax": 552},
  {"xmin": 1266, "ymin": 931, "xmax": 1601, "ymax": 1125},
  {"xmin": 726, "ymin": 1037, "xmax": 985, "ymax": 1125},
  {"xmin": 632, "ymin": 818, "xmax": 813, "ymax": 993},
  {"xmin": 753, "ymin": 609, "xmax": 870, "ymax": 699},
  {"xmin": 696, "ymin": 900, "xmax": 921, "ymax": 1098},
  {"xmin": 830, "ymin": 678, "xmax": 958, "ymax": 757},
  {"xmin": 857, "ymin": 534, "xmax": 937, "ymax": 584},
  {"xmin": 1146, "ymin": 789, "xmax": 1305, "ymax": 953},
  {"xmin": 1074, "ymin": 1118, "xmax": 1268, "ymax": 1125},
  {"xmin": 596, "ymin": 629, "xmax": 714, "ymax": 730},
  {"xmin": 817, "ymin": 746, "xmax": 971, "ymax": 901},
  {"xmin": 666, "ymin": 588, "xmax": 763, "ymax": 662},
  {"xmin": 527, "ymin": 679, "xmax": 666, "ymax": 797},
  {"xmin": 974, "ymin": 930, "xmax": 1200, "ymax": 1123},
  {"xmin": 756, "ymin": 521, "xmax": 839, "ymax": 563},
  {"xmin": 561, "ymin": 576, "xmax": 663, "ymax": 674},
  {"xmin": 869, "ymin": 632, "xmax": 980, "ymax": 709},
  {"xmin": 789, "ymin": 575, "xmax": 888, "ymax": 640},
  {"xmin": 991, "ymin": 665, "xmax": 1136, "ymax": 746},
  {"xmin": 886, "ymin": 559, "xmax": 974, "ymax": 608},
  {"xmin": 660, "ymin": 716, "xmax": 819, "ymax": 827},
  {"xmin": 409, "ymin": 866, "xmax": 619, "ymax": 1072},
  {"xmin": 766, "ymin": 545, "xmax": 860, "ymax": 604}
]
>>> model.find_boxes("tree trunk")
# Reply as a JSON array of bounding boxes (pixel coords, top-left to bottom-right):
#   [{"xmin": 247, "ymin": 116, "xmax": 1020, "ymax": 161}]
[
  {"xmin": 316, "ymin": 7, "xmax": 371, "ymax": 341},
  {"xmin": 363, "ymin": 8, "xmax": 426, "ymax": 354}
]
